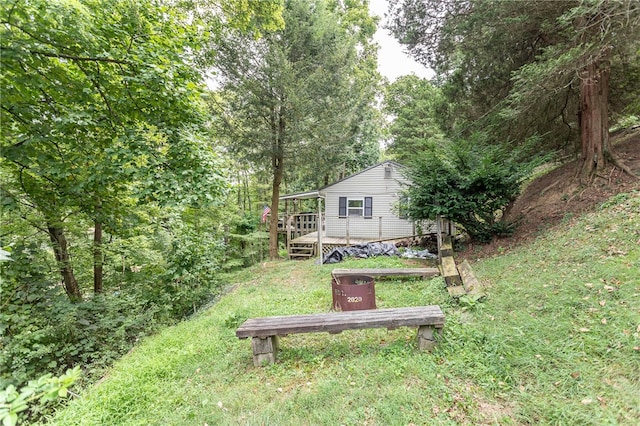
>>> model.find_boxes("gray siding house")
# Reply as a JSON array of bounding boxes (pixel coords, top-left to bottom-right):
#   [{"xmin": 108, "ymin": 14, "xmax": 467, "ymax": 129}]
[
  {"xmin": 280, "ymin": 161, "xmax": 447, "ymax": 259},
  {"xmin": 322, "ymin": 160, "xmax": 421, "ymax": 239}
]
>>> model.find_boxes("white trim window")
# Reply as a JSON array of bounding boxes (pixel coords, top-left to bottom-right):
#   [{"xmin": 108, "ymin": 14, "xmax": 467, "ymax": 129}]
[
  {"xmin": 348, "ymin": 198, "xmax": 364, "ymax": 216},
  {"xmin": 339, "ymin": 197, "xmax": 372, "ymax": 218}
]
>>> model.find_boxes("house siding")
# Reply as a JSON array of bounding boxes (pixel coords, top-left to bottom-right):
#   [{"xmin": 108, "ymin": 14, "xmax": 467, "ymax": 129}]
[{"xmin": 322, "ymin": 162, "xmax": 434, "ymax": 239}]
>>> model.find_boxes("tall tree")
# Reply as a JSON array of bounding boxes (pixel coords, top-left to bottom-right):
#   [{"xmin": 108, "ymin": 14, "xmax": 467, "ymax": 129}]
[
  {"xmin": 388, "ymin": 0, "xmax": 640, "ymax": 180},
  {"xmin": 1, "ymin": 0, "xmax": 228, "ymax": 300},
  {"xmin": 211, "ymin": 0, "xmax": 381, "ymax": 259},
  {"xmin": 383, "ymin": 75, "xmax": 445, "ymax": 163}
]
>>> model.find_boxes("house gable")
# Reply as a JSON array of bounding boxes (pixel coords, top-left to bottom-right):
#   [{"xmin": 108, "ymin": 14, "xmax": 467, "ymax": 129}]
[{"xmin": 321, "ymin": 161, "xmax": 413, "ymax": 239}]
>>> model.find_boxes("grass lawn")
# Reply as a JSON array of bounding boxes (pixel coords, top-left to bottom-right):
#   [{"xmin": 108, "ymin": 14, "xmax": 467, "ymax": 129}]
[{"xmin": 50, "ymin": 192, "xmax": 640, "ymax": 425}]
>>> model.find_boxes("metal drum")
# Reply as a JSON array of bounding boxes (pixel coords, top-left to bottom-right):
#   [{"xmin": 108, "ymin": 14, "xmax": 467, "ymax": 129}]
[{"xmin": 331, "ymin": 274, "xmax": 376, "ymax": 311}]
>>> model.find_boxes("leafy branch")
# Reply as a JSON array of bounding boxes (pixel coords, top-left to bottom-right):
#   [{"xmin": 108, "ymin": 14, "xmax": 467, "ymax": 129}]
[{"xmin": 0, "ymin": 367, "xmax": 81, "ymax": 426}]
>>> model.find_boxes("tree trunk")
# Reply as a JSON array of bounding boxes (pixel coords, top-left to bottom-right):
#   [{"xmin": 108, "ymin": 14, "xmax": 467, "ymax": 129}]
[
  {"xmin": 47, "ymin": 224, "xmax": 82, "ymax": 301},
  {"xmin": 578, "ymin": 59, "xmax": 607, "ymax": 180},
  {"xmin": 93, "ymin": 220, "xmax": 103, "ymax": 294},
  {"xmin": 269, "ymin": 155, "xmax": 284, "ymax": 259},
  {"xmin": 269, "ymin": 105, "xmax": 286, "ymax": 260}
]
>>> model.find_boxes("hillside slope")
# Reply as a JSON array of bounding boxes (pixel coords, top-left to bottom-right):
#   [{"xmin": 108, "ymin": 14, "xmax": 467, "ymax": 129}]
[
  {"xmin": 50, "ymin": 191, "xmax": 639, "ymax": 425},
  {"xmin": 464, "ymin": 129, "xmax": 640, "ymax": 259}
]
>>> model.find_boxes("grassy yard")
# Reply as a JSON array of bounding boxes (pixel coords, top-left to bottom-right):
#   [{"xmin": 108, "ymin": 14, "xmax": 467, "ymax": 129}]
[{"xmin": 50, "ymin": 192, "xmax": 639, "ymax": 425}]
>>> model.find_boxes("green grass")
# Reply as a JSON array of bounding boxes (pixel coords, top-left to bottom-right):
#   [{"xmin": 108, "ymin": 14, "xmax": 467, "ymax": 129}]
[{"xmin": 49, "ymin": 192, "xmax": 640, "ymax": 425}]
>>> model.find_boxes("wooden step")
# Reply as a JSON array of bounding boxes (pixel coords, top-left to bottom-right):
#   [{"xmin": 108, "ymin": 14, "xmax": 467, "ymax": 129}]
[
  {"xmin": 457, "ymin": 260, "xmax": 485, "ymax": 298},
  {"xmin": 439, "ymin": 255, "xmax": 462, "ymax": 287},
  {"xmin": 289, "ymin": 243, "xmax": 316, "ymax": 259}
]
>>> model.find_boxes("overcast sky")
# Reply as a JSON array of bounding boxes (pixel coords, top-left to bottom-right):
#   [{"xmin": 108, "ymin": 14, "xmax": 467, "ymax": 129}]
[{"xmin": 369, "ymin": 0, "xmax": 434, "ymax": 81}]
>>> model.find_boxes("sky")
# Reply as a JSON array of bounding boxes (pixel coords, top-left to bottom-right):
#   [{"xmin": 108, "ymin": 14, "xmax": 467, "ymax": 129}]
[{"xmin": 369, "ymin": 0, "xmax": 434, "ymax": 81}]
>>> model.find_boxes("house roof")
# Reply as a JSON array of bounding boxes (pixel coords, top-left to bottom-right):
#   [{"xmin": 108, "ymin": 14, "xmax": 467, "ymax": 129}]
[
  {"xmin": 279, "ymin": 190, "xmax": 323, "ymax": 201},
  {"xmin": 279, "ymin": 160, "xmax": 405, "ymax": 201}
]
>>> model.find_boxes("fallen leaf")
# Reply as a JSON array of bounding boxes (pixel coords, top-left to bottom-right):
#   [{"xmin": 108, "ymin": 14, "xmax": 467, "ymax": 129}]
[
  {"xmin": 579, "ymin": 327, "xmax": 590, "ymax": 332},
  {"xmin": 599, "ymin": 300, "xmax": 606, "ymax": 306},
  {"xmin": 571, "ymin": 372, "xmax": 581, "ymax": 379},
  {"xmin": 584, "ymin": 283, "xmax": 594, "ymax": 288},
  {"xmin": 604, "ymin": 285, "xmax": 615, "ymax": 292},
  {"xmin": 601, "ymin": 318, "xmax": 607, "ymax": 324},
  {"xmin": 581, "ymin": 398, "xmax": 593, "ymax": 405}
]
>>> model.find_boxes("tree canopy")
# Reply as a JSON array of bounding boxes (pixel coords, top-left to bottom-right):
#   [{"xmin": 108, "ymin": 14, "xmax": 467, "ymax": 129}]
[
  {"xmin": 210, "ymin": 0, "xmax": 382, "ymax": 258},
  {"xmin": 0, "ymin": 1, "xmax": 283, "ymax": 417},
  {"xmin": 388, "ymin": 0, "xmax": 640, "ymax": 179},
  {"xmin": 383, "ymin": 75, "xmax": 445, "ymax": 163}
]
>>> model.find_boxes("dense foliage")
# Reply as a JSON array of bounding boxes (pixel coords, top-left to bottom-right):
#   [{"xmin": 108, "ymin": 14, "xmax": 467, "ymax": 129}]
[
  {"xmin": 381, "ymin": 0, "xmax": 639, "ymax": 242},
  {"xmin": 388, "ymin": 0, "xmax": 640, "ymax": 177},
  {"xmin": 211, "ymin": 0, "xmax": 383, "ymax": 258},
  {"xmin": 0, "ymin": 0, "xmax": 283, "ymax": 421},
  {"xmin": 1, "ymin": 2, "xmax": 385, "ymax": 420},
  {"xmin": 383, "ymin": 75, "xmax": 446, "ymax": 163},
  {"xmin": 402, "ymin": 136, "xmax": 538, "ymax": 242}
]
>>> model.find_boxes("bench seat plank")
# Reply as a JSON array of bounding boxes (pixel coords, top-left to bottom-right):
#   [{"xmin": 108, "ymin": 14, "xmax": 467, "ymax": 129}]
[
  {"xmin": 331, "ymin": 268, "xmax": 439, "ymax": 279},
  {"xmin": 236, "ymin": 306, "xmax": 445, "ymax": 339}
]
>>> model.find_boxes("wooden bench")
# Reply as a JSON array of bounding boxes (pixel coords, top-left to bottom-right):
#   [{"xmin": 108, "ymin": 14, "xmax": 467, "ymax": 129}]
[
  {"xmin": 332, "ymin": 268, "xmax": 440, "ymax": 279},
  {"xmin": 236, "ymin": 305, "xmax": 445, "ymax": 366}
]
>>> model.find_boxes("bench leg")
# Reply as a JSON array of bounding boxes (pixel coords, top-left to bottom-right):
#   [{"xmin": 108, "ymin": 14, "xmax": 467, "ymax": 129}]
[
  {"xmin": 251, "ymin": 336, "xmax": 278, "ymax": 366},
  {"xmin": 416, "ymin": 326, "xmax": 439, "ymax": 352}
]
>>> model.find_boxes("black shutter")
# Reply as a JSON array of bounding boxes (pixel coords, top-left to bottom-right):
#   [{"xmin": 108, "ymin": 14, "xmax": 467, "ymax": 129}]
[
  {"xmin": 339, "ymin": 197, "xmax": 347, "ymax": 217},
  {"xmin": 364, "ymin": 197, "xmax": 373, "ymax": 218}
]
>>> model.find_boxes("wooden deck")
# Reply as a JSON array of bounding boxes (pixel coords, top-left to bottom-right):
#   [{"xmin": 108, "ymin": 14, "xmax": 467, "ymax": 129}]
[
  {"xmin": 288, "ymin": 231, "xmax": 433, "ymax": 259},
  {"xmin": 290, "ymin": 231, "xmax": 371, "ymax": 246}
]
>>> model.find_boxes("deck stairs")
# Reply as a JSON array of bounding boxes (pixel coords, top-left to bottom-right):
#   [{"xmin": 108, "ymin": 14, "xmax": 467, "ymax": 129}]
[{"xmin": 288, "ymin": 242, "xmax": 315, "ymax": 260}]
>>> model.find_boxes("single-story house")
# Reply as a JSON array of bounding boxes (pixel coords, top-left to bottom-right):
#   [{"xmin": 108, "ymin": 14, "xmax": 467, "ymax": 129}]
[{"xmin": 279, "ymin": 161, "xmax": 454, "ymax": 259}]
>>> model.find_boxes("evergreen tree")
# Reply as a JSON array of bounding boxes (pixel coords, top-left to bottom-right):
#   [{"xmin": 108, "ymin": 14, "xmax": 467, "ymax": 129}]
[{"xmin": 211, "ymin": 0, "xmax": 382, "ymax": 258}]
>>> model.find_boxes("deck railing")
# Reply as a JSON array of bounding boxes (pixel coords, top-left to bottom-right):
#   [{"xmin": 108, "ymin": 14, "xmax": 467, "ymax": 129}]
[
  {"xmin": 278, "ymin": 213, "xmax": 320, "ymax": 240},
  {"xmin": 283, "ymin": 213, "xmax": 455, "ymax": 259},
  {"xmin": 280, "ymin": 213, "xmax": 454, "ymax": 243}
]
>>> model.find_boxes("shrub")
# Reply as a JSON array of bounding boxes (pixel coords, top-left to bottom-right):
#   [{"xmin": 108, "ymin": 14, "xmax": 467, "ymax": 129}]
[
  {"xmin": 0, "ymin": 367, "xmax": 81, "ymax": 426},
  {"xmin": 403, "ymin": 135, "xmax": 540, "ymax": 242}
]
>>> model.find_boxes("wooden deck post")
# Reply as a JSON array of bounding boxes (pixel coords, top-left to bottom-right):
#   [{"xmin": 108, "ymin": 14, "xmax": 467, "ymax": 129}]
[
  {"xmin": 317, "ymin": 197, "xmax": 323, "ymax": 263},
  {"xmin": 436, "ymin": 214, "xmax": 443, "ymax": 253},
  {"xmin": 345, "ymin": 216, "xmax": 350, "ymax": 245},
  {"xmin": 378, "ymin": 216, "xmax": 382, "ymax": 240}
]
